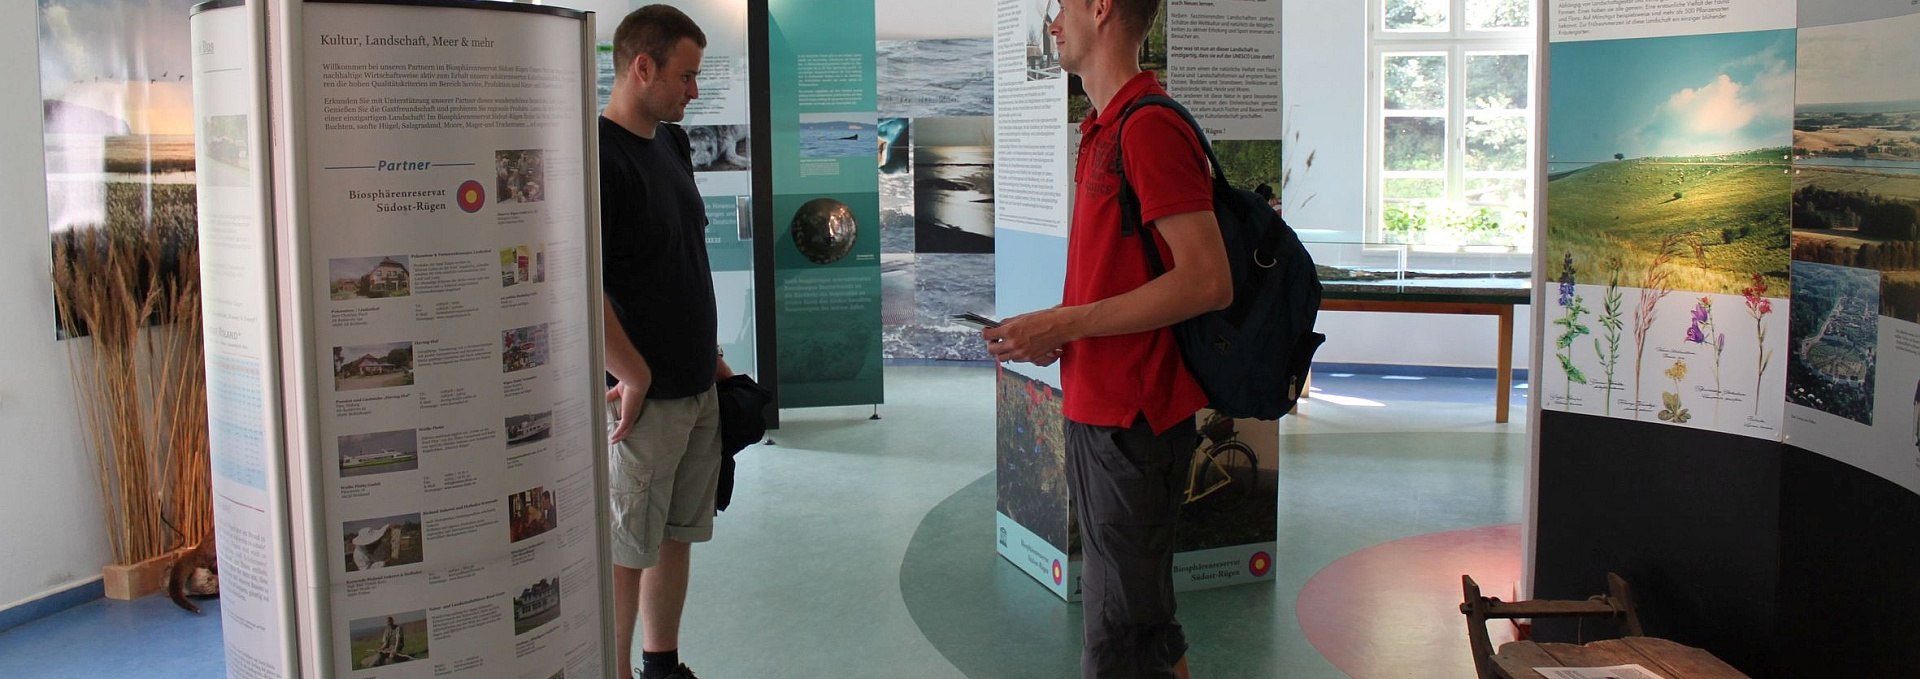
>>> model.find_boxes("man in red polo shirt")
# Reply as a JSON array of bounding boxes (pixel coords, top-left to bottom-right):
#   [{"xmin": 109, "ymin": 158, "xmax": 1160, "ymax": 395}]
[{"xmin": 983, "ymin": 1, "xmax": 1231, "ymax": 676}]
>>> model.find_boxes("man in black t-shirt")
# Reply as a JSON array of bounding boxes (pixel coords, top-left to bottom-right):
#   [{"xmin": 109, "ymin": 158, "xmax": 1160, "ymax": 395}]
[{"xmin": 600, "ymin": 7, "xmax": 731, "ymax": 679}]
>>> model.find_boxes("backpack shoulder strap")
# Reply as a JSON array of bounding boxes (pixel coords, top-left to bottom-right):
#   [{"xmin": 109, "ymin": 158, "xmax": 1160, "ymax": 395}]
[
  {"xmin": 1112, "ymin": 94, "xmax": 1226, "ymax": 276},
  {"xmin": 1114, "ymin": 94, "xmax": 1228, "ymax": 189}
]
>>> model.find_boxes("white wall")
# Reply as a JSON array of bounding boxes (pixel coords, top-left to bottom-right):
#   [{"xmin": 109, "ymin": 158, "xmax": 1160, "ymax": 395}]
[
  {"xmin": 0, "ymin": 0, "xmax": 111, "ymax": 609},
  {"xmin": 1282, "ymin": 0, "xmax": 1533, "ymax": 371}
]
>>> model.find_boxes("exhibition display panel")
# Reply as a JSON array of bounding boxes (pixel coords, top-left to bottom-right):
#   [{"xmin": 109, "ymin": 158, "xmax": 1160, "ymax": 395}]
[
  {"xmin": 193, "ymin": 1, "xmax": 609, "ymax": 676},
  {"xmin": 764, "ymin": 0, "xmax": 886, "ymax": 409},
  {"xmin": 1536, "ymin": 0, "xmax": 1920, "ymax": 673}
]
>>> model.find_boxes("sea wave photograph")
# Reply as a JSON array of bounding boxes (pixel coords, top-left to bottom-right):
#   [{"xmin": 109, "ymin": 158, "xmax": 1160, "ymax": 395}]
[
  {"xmin": 878, "ymin": 38, "xmax": 993, "ymax": 118},
  {"xmin": 914, "ymin": 117, "xmax": 994, "ymax": 254},
  {"xmin": 914, "ymin": 145, "xmax": 993, "ymax": 253},
  {"xmin": 800, "ymin": 113, "xmax": 878, "ymax": 160},
  {"xmin": 596, "ymin": 44, "xmax": 613, "ymax": 109},
  {"xmin": 886, "ymin": 252, "xmax": 994, "ymax": 361},
  {"xmin": 882, "ymin": 253, "xmax": 916, "ymax": 327}
]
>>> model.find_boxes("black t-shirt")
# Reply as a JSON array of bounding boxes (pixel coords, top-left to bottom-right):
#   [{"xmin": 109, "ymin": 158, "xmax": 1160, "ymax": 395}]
[{"xmin": 600, "ymin": 116, "xmax": 717, "ymax": 399}]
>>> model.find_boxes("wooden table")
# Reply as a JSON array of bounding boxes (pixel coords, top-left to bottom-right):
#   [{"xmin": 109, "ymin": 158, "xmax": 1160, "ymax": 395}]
[
  {"xmin": 1321, "ymin": 286, "xmax": 1530, "ymax": 423},
  {"xmin": 1494, "ymin": 637, "xmax": 1749, "ymax": 679}
]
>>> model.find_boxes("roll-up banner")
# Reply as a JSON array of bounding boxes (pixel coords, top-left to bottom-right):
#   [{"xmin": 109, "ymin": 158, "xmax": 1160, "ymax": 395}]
[
  {"xmin": 191, "ymin": 3, "xmax": 299, "ymax": 675},
  {"xmin": 193, "ymin": 1, "xmax": 611, "ymax": 676},
  {"xmin": 766, "ymin": 0, "xmax": 885, "ymax": 409}
]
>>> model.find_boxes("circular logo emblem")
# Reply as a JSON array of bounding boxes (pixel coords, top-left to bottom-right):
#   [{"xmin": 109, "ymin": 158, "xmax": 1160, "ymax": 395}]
[
  {"xmin": 457, "ymin": 180, "xmax": 486, "ymax": 213},
  {"xmin": 1051, "ymin": 560, "xmax": 1064, "ymax": 585},
  {"xmin": 1249, "ymin": 551, "xmax": 1273, "ymax": 578}
]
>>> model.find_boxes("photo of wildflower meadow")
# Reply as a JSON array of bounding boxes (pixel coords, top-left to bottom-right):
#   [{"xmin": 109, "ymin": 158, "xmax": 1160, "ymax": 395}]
[{"xmin": 1546, "ymin": 30, "xmax": 1793, "ymax": 298}]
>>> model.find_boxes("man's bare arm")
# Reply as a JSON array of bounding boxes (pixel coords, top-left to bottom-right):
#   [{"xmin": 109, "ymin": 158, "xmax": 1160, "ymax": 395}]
[{"xmin": 984, "ymin": 209, "xmax": 1231, "ymax": 364}]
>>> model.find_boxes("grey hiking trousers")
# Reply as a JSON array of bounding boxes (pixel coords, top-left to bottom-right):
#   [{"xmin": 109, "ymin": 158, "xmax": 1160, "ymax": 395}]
[{"xmin": 1066, "ymin": 416, "xmax": 1198, "ymax": 679}]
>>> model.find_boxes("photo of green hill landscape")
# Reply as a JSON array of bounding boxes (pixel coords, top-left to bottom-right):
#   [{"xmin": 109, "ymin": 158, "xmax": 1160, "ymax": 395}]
[
  {"xmin": 1546, "ymin": 150, "xmax": 1791, "ymax": 295},
  {"xmin": 1547, "ymin": 29, "xmax": 1794, "ymax": 298}
]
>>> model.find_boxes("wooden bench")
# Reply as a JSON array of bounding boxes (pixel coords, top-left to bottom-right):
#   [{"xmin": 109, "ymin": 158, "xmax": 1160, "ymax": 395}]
[
  {"xmin": 1460, "ymin": 573, "xmax": 1748, "ymax": 679},
  {"xmin": 1495, "ymin": 637, "xmax": 1750, "ymax": 679}
]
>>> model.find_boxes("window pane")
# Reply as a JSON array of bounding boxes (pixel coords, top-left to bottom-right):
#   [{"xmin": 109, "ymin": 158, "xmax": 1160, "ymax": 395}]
[
  {"xmin": 1386, "ymin": 202, "xmax": 1531, "ymax": 248},
  {"xmin": 1385, "ymin": 177, "xmax": 1445, "ymax": 200},
  {"xmin": 1454, "ymin": 206, "xmax": 1530, "ymax": 247},
  {"xmin": 1382, "ymin": 201, "xmax": 1435, "ymax": 244},
  {"xmin": 1467, "ymin": 0, "xmax": 1530, "ymax": 29},
  {"xmin": 1466, "ymin": 178, "xmax": 1527, "ymax": 205},
  {"xmin": 1465, "ymin": 115, "xmax": 1528, "ymax": 171},
  {"xmin": 1467, "ymin": 54, "xmax": 1529, "ymax": 110},
  {"xmin": 1384, "ymin": 117, "xmax": 1445, "ymax": 171},
  {"xmin": 1384, "ymin": 0, "xmax": 1447, "ymax": 31},
  {"xmin": 1385, "ymin": 55, "xmax": 1447, "ymax": 110}
]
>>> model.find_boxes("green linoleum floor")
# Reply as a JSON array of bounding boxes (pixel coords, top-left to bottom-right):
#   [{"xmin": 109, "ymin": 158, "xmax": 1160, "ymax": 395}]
[{"xmin": 661, "ymin": 365, "xmax": 1525, "ymax": 678}]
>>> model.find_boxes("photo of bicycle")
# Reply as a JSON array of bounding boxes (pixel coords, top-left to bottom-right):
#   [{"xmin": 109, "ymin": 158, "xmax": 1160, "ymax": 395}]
[
  {"xmin": 1184, "ymin": 411, "xmax": 1260, "ymax": 510},
  {"xmin": 1174, "ymin": 410, "xmax": 1280, "ymax": 553}
]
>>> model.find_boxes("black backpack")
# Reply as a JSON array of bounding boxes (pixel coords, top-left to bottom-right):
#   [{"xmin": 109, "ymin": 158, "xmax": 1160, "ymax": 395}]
[{"xmin": 1113, "ymin": 94, "xmax": 1326, "ymax": 420}]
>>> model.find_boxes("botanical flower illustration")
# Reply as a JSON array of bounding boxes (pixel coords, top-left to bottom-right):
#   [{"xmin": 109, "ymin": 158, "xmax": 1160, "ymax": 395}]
[
  {"xmin": 1554, "ymin": 253, "xmax": 1591, "ymax": 409},
  {"xmin": 1684, "ymin": 296, "xmax": 1726, "ymax": 420},
  {"xmin": 1592, "ymin": 258, "xmax": 1625, "ymax": 416},
  {"xmin": 1742, "ymin": 274, "xmax": 1774, "ymax": 417},
  {"xmin": 1660, "ymin": 358, "xmax": 1692, "ymax": 423},
  {"xmin": 1665, "ymin": 358, "xmax": 1688, "ymax": 383},
  {"xmin": 1632, "ymin": 235, "xmax": 1685, "ymax": 419},
  {"xmin": 1658, "ymin": 391, "xmax": 1692, "ymax": 423},
  {"xmin": 1558, "ymin": 252, "xmax": 1577, "ymax": 306}
]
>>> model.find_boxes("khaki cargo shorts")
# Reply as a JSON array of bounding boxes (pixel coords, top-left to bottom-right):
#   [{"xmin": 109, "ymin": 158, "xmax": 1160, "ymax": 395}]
[{"xmin": 607, "ymin": 385, "xmax": 721, "ymax": 569}]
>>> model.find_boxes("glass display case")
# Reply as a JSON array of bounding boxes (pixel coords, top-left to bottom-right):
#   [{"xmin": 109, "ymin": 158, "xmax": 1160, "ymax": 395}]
[{"xmin": 1301, "ymin": 240, "xmax": 1532, "ymax": 297}]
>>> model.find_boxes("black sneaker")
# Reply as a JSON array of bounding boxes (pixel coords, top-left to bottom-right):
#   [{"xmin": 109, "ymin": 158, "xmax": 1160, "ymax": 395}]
[{"xmin": 644, "ymin": 664, "xmax": 699, "ymax": 679}]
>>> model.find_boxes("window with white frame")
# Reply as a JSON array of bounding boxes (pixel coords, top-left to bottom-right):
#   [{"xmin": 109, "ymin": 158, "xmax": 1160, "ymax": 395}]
[{"xmin": 1369, "ymin": 0, "xmax": 1536, "ymax": 252}]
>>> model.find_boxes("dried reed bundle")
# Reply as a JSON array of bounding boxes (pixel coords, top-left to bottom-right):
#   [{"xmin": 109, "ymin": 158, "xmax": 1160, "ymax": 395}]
[
  {"xmin": 51, "ymin": 226, "xmax": 211, "ymax": 565},
  {"xmin": 156, "ymin": 242, "xmax": 211, "ymax": 545}
]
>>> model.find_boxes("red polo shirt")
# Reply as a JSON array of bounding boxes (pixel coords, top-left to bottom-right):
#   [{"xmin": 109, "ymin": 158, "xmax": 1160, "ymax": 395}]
[{"xmin": 1061, "ymin": 71, "xmax": 1213, "ymax": 434}]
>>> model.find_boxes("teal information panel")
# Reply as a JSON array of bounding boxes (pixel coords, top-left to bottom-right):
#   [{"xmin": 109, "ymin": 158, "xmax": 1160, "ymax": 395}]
[{"xmin": 768, "ymin": 0, "xmax": 884, "ymax": 407}]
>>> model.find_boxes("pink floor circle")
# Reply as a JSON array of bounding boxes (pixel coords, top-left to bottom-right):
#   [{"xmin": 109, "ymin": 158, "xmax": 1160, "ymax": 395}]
[{"xmin": 1296, "ymin": 523, "xmax": 1523, "ymax": 679}]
